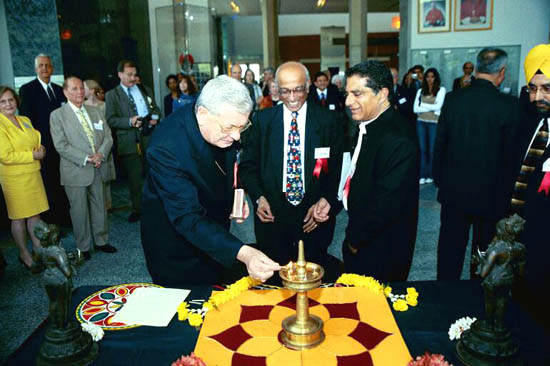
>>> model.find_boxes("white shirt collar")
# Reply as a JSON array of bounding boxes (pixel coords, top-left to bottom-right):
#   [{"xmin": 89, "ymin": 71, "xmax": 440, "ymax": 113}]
[
  {"xmin": 317, "ymin": 88, "xmax": 326, "ymax": 97},
  {"xmin": 37, "ymin": 78, "xmax": 51, "ymax": 91},
  {"xmin": 67, "ymin": 101, "xmax": 85, "ymax": 113}
]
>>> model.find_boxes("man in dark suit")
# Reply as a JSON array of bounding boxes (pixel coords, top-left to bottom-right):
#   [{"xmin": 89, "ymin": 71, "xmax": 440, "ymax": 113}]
[
  {"xmin": 452, "ymin": 61, "xmax": 476, "ymax": 91},
  {"xmin": 141, "ymin": 76, "xmax": 280, "ymax": 287},
  {"xmin": 511, "ymin": 44, "xmax": 550, "ymax": 302},
  {"xmin": 342, "ymin": 61, "xmax": 419, "ymax": 282},
  {"xmin": 307, "ymin": 71, "xmax": 344, "ymax": 112},
  {"xmin": 240, "ymin": 62, "xmax": 344, "ymax": 280},
  {"xmin": 433, "ymin": 48, "xmax": 520, "ymax": 280},
  {"xmin": 391, "ymin": 67, "xmax": 417, "ymax": 128},
  {"xmin": 19, "ymin": 53, "xmax": 70, "ymax": 227},
  {"xmin": 105, "ymin": 60, "xmax": 160, "ymax": 222}
]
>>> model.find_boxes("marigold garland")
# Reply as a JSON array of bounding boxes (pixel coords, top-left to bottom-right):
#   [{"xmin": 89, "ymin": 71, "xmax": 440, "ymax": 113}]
[
  {"xmin": 336, "ymin": 273, "xmax": 419, "ymax": 312},
  {"xmin": 177, "ymin": 276, "xmax": 260, "ymax": 329}
]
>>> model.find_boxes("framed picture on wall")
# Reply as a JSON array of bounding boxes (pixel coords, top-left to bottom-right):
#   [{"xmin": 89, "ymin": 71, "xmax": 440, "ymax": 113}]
[
  {"xmin": 454, "ymin": 0, "xmax": 493, "ymax": 31},
  {"xmin": 418, "ymin": 0, "xmax": 451, "ymax": 33}
]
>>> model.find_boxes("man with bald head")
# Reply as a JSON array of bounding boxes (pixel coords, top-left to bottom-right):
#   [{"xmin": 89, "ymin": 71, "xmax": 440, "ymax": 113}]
[
  {"xmin": 240, "ymin": 62, "xmax": 344, "ymax": 280},
  {"xmin": 50, "ymin": 76, "xmax": 116, "ymax": 260},
  {"xmin": 452, "ymin": 61, "xmax": 476, "ymax": 91},
  {"xmin": 230, "ymin": 63, "xmax": 256, "ymax": 110}
]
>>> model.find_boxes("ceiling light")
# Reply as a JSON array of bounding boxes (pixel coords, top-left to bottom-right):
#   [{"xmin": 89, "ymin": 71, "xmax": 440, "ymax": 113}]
[
  {"xmin": 317, "ymin": 0, "xmax": 326, "ymax": 8},
  {"xmin": 229, "ymin": 1, "xmax": 240, "ymax": 13}
]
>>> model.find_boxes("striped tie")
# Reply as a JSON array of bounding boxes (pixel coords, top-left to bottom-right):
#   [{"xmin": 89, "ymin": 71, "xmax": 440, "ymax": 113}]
[
  {"xmin": 76, "ymin": 109, "xmax": 96, "ymax": 153},
  {"xmin": 511, "ymin": 118, "xmax": 548, "ymax": 211}
]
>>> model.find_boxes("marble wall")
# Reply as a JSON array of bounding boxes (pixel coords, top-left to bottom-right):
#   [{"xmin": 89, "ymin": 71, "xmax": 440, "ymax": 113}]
[{"xmin": 4, "ymin": 0, "xmax": 63, "ymax": 77}]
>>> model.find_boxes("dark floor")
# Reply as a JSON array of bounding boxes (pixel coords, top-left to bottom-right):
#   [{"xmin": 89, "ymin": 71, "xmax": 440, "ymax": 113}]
[{"xmin": 0, "ymin": 182, "xmax": 471, "ymax": 362}]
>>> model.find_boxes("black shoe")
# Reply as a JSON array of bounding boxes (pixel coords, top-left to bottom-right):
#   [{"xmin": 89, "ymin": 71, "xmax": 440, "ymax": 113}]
[
  {"xmin": 80, "ymin": 251, "xmax": 91, "ymax": 260},
  {"xmin": 128, "ymin": 212, "xmax": 141, "ymax": 223},
  {"xmin": 94, "ymin": 244, "xmax": 117, "ymax": 253}
]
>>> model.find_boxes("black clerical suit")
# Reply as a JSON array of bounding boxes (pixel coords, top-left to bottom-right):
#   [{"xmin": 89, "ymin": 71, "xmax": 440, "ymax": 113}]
[
  {"xmin": 141, "ymin": 104, "xmax": 243, "ymax": 287},
  {"xmin": 240, "ymin": 102, "xmax": 344, "ymax": 275},
  {"xmin": 18, "ymin": 78, "xmax": 70, "ymax": 226},
  {"xmin": 433, "ymin": 78, "xmax": 520, "ymax": 280},
  {"xmin": 344, "ymin": 107, "xmax": 419, "ymax": 282}
]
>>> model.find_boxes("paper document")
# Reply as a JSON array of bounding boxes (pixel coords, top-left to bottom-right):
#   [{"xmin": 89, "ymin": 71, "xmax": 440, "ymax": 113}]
[
  {"xmin": 337, "ymin": 152, "xmax": 351, "ymax": 201},
  {"xmin": 111, "ymin": 287, "xmax": 190, "ymax": 327}
]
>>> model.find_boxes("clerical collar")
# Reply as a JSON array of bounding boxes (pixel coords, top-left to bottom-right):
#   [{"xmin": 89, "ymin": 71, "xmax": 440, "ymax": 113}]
[{"xmin": 358, "ymin": 104, "xmax": 390, "ymax": 127}]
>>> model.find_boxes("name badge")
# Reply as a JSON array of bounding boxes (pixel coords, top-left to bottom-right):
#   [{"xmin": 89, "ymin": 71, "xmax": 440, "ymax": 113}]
[
  {"xmin": 329, "ymin": 104, "xmax": 336, "ymax": 111},
  {"xmin": 315, "ymin": 147, "xmax": 330, "ymax": 159},
  {"xmin": 23, "ymin": 123, "xmax": 31, "ymax": 129},
  {"xmin": 543, "ymin": 158, "xmax": 550, "ymax": 172},
  {"xmin": 93, "ymin": 122, "xmax": 103, "ymax": 131},
  {"xmin": 399, "ymin": 97, "xmax": 407, "ymax": 105}
]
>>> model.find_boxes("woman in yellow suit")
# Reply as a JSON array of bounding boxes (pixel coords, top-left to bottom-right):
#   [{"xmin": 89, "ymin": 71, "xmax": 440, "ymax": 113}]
[{"xmin": 0, "ymin": 86, "xmax": 49, "ymax": 271}]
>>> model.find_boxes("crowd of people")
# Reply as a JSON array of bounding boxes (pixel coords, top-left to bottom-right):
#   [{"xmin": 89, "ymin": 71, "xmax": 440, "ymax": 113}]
[{"xmin": 1, "ymin": 45, "xmax": 549, "ymax": 319}]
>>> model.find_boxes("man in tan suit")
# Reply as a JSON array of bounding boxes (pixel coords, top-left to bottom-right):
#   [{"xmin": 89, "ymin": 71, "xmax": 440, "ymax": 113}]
[{"xmin": 50, "ymin": 77, "xmax": 117, "ymax": 260}]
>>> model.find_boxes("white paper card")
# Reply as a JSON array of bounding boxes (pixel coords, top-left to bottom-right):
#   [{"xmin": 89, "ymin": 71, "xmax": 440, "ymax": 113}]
[
  {"xmin": 329, "ymin": 104, "xmax": 336, "ymax": 111},
  {"xmin": 399, "ymin": 97, "xmax": 407, "ymax": 105},
  {"xmin": 93, "ymin": 123, "xmax": 103, "ymax": 130},
  {"xmin": 543, "ymin": 158, "xmax": 550, "ymax": 172},
  {"xmin": 337, "ymin": 152, "xmax": 351, "ymax": 201},
  {"xmin": 315, "ymin": 147, "xmax": 330, "ymax": 159},
  {"xmin": 111, "ymin": 287, "xmax": 190, "ymax": 327}
]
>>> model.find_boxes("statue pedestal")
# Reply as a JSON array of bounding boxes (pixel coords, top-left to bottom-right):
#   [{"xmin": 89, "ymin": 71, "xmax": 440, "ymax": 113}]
[
  {"xmin": 37, "ymin": 321, "xmax": 98, "ymax": 366},
  {"xmin": 456, "ymin": 320, "xmax": 522, "ymax": 366}
]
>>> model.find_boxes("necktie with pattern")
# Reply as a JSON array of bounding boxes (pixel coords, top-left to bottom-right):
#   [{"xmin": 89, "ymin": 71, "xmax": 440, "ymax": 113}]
[
  {"xmin": 126, "ymin": 87, "xmax": 138, "ymax": 114},
  {"xmin": 511, "ymin": 118, "xmax": 549, "ymax": 211},
  {"xmin": 286, "ymin": 111, "xmax": 303, "ymax": 205},
  {"xmin": 320, "ymin": 92, "xmax": 326, "ymax": 107},
  {"xmin": 76, "ymin": 109, "xmax": 96, "ymax": 153}
]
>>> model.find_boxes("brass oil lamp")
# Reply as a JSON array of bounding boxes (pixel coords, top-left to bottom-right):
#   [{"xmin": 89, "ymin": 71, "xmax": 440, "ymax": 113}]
[{"xmin": 278, "ymin": 240, "xmax": 325, "ymax": 350}]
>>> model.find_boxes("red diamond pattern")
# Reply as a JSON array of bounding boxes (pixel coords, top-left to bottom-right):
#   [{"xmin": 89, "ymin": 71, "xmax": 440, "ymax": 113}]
[
  {"xmin": 232, "ymin": 353, "xmax": 267, "ymax": 366},
  {"xmin": 348, "ymin": 322, "xmax": 392, "ymax": 350},
  {"xmin": 337, "ymin": 351, "xmax": 373, "ymax": 366},
  {"xmin": 323, "ymin": 302, "xmax": 360, "ymax": 320},
  {"xmin": 239, "ymin": 305, "xmax": 275, "ymax": 323},
  {"xmin": 209, "ymin": 324, "xmax": 252, "ymax": 351},
  {"xmin": 277, "ymin": 293, "xmax": 320, "ymax": 310}
]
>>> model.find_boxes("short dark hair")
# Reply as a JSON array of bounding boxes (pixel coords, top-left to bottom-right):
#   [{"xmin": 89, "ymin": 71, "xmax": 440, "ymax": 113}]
[
  {"xmin": 62, "ymin": 76, "xmax": 82, "ymax": 90},
  {"xmin": 411, "ymin": 64, "xmax": 424, "ymax": 72},
  {"xmin": 117, "ymin": 60, "xmax": 137, "ymax": 73},
  {"xmin": 0, "ymin": 86, "xmax": 20, "ymax": 108},
  {"xmin": 165, "ymin": 74, "xmax": 178, "ymax": 87},
  {"xmin": 314, "ymin": 71, "xmax": 328, "ymax": 82},
  {"xmin": 264, "ymin": 67, "xmax": 275, "ymax": 74},
  {"xmin": 476, "ymin": 48, "xmax": 507, "ymax": 75},
  {"xmin": 345, "ymin": 60, "xmax": 394, "ymax": 99}
]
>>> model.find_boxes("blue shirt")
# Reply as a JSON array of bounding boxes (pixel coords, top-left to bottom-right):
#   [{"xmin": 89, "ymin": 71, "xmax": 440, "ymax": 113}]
[
  {"xmin": 121, "ymin": 84, "xmax": 149, "ymax": 117},
  {"xmin": 173, "ymin": 93, "xmax": 196, "ymax": 112}
]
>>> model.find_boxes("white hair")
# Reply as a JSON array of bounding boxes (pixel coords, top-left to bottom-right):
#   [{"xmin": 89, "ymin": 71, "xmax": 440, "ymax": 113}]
[
  {"xmin": 195, "ymin": 75, "xmax": 253, "ymax": 116},
  {"xmin": 34, "ymin": 53, "xmax": 52, "ymax": 69},
  {"xmin": 331, "ymin": 74, "xmax": 344, "ymax": 84}
]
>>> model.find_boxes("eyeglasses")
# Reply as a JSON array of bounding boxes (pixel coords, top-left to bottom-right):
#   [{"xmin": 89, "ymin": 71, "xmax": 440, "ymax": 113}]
[
  {"xmin": 279, "ymin": 86, "xmax": 307, "ymax": 97},
  {"xmin": 214, "ymin": 119, "xmax": 252, "ymax": 134},
  {"xmin": 525, "ymin": 84, "xmax": 550, "ymax": 95}
]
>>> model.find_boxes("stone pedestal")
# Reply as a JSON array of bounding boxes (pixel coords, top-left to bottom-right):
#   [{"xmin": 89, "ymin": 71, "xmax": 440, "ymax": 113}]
[
  {"xmin": 456, "ymin": 320, "xmax": 522, "ymax": 366},
  {"xmin": 37, "ymin": 321, "xmax": 98, "ymax": 366}
]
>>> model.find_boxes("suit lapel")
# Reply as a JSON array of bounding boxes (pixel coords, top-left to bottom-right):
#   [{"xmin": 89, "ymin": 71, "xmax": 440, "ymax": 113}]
[
  {"xmin": 83, "ymin": 105, "xmax": 102, "ymax": 144},
  {"xmin": 270, "ymin": 105, "xmax": 284, "ymax": 189},
  {"xmin": 304, "ymin": 103, "xmax": 320, "ymax": 189}
]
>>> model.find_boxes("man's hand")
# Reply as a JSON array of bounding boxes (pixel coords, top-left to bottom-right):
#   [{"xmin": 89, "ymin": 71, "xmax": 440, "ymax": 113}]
[
  {"xmin": 87, "ymin": 153, "xmax": 104, "ymax": 168},
  {"xmin": 231, "ymin": 200, "xmax": 250, "ymax": 223},
  {"xmin": 302, "ymin": 205, "xmax": 318, "ymax": 233},
  {"xmin": 131, "ymin": 116, "xmax": 142, "ymax": 128},
  {"xmin": 312, "ymin": 197, "xmax": 330, "ymax": 223},
  {"xmin": 237, "ymin": 245, "xmax": 281, "ymax": 282},
  {"xmin": 149, "ymin": 119, "xmax": 158, "ymax": 126},
  {"xmin": 256, "ymin": 196, "xmax": 275, "ymax": 222}
]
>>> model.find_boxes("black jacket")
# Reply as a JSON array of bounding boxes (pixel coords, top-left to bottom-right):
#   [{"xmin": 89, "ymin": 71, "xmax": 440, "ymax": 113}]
[
  {"xmin": 346, "ymin": 107, "xmax": 419, "ymax": 246},
  {"xmin": 240, "ymin": 102, "xmax": 344, "ymax": 216},
  {"xmin": 141, "ymin": 103, "xmax": 242, "ymax": 286},
  {"xmin": 433, "ymin": 78, "xmax": 520, "ymax": 219}
]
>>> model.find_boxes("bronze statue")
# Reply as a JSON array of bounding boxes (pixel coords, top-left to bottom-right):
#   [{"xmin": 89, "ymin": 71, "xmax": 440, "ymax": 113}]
[
  {"xmin": 35, "ymin": 222, "xmax": 73, "ymax": 330},
  {"xmin": 33, "ymin": 221, "xmax": 98, "ymax": 366},
  {"xmin": 457, "ymin": 214, "xmax": 526, "ymax": 366},
  {"xmin": 477, "ymin": 214, "xmax": 526, "ymax": 332}
]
